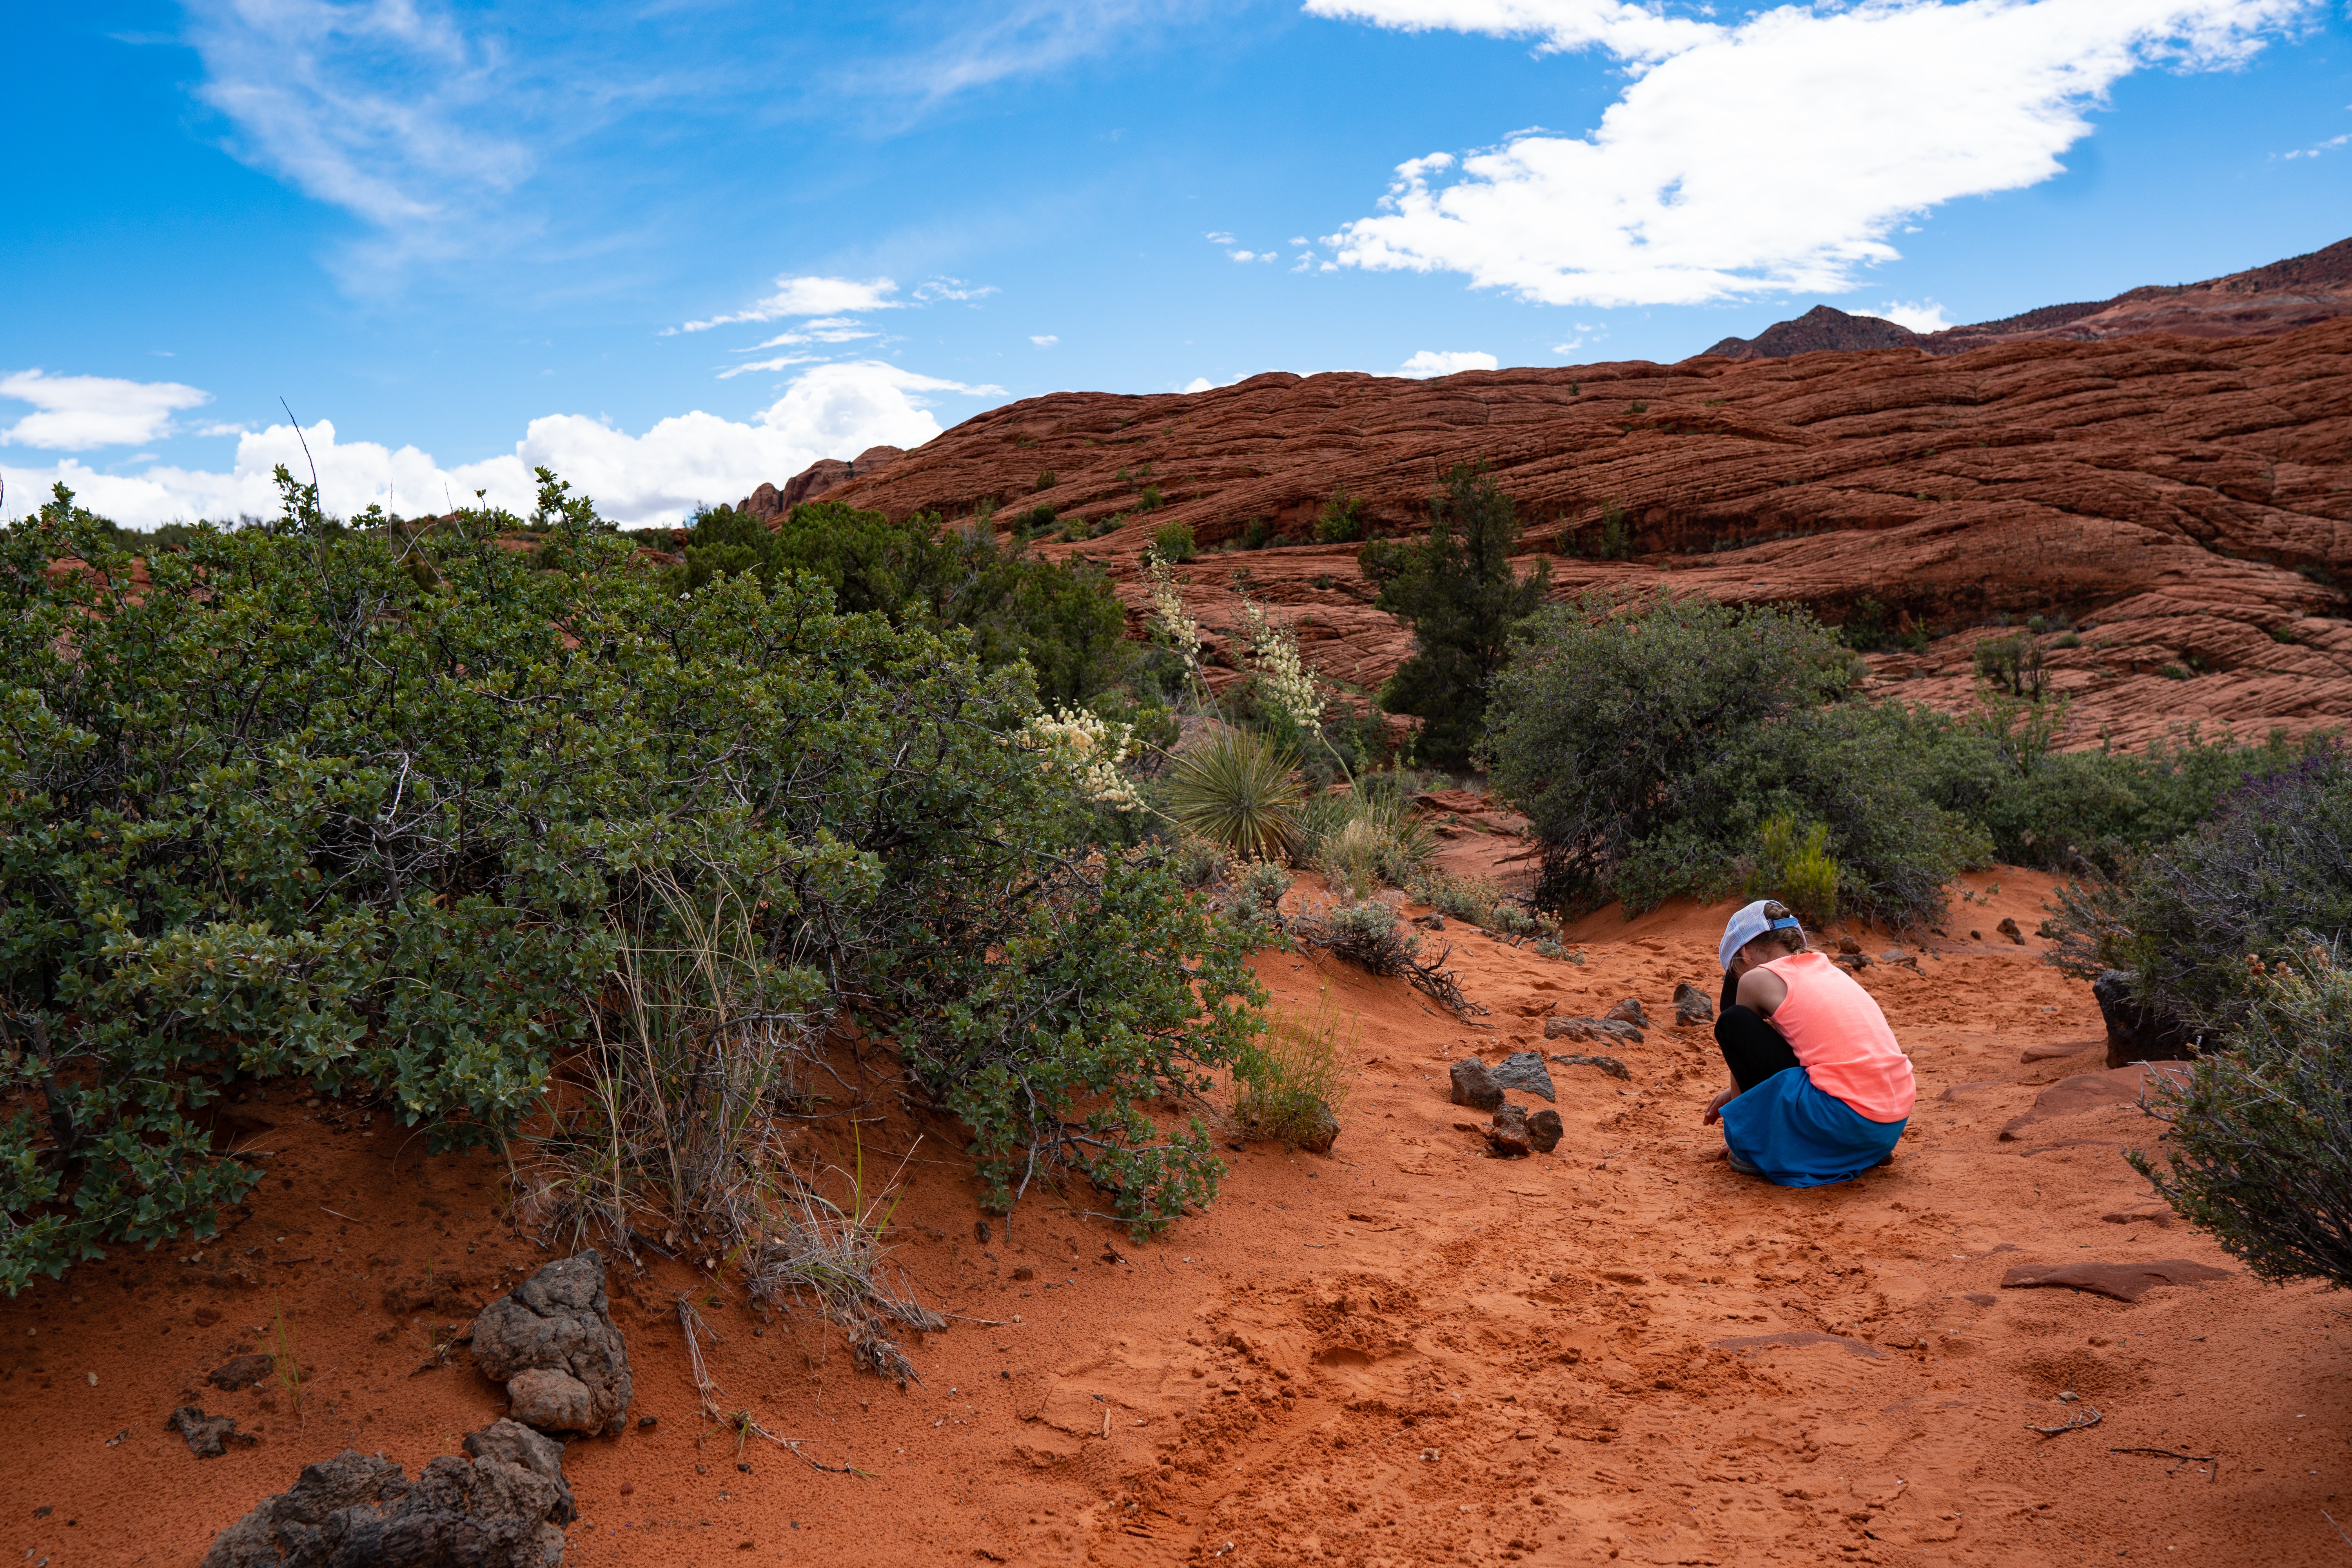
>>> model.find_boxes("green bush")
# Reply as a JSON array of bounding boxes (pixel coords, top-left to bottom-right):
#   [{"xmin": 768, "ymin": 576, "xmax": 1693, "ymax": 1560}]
[
  {"xmin": 1314, "ymin": 490, "xmax": 1367, "ymax": 544},
  {"xmin": 0, "ymin": 475, "xmax": 1262, "ymax": 1289},
  {"xmin": 2045, "ymin": 745, "xmax": 2352, "ymax": 1032},
  {"xmin": 1972, "ymin": 632, "xmax": 2048, "ymax": 700},
  {"xmin": 1152, "ymin": 521, "xmax": 1197, "ymax": 562},
  {"xmin": 1359, "ymin": 463, "xmax": 1551, "ymax": 768},
  {"xmin": 1750, "ymin": 811, "xmax": 1840, "ymax": 926},
  {"xmin": 2129, "ymin": 947, "xmax": 2352, "ymax": 1289},
  {"xmin": 1315, "ymin": 900, "xmax": 1419, "ymax": 975},
  {"xmin": 1167, "ymin": 728, "xmax": 1305, "ymax": 861},
  {"xmin": 1488, "ymin": 589, "xmax": 1980, "ymax": 925},
  {"xmin": 677, "ymin": 497, "xmax": 1129, "ymax": 705}
]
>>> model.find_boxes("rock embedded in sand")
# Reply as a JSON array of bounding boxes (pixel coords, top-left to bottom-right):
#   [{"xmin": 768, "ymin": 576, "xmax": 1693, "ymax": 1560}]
[
  {"xmin": 1671, "ymin": 982, "xmax": 1714, "ymax": 1027},
  {"xmin": 1998, "ymin": 1063, "xmax": 2189, "ymax": 1140},
  {"xmin": 2100, "ymin": 1202, "xmax": 2176, "ymax": 1228},
  {"xmin": 208, "ymin": 1353, "xmax": 276, "ymax": 1392},
  {"xmin": 1550, "ymin": 1052, "xmax": 1632, "ymax": 1081},
  {"xmin": 1448, "ymin": 1058, "xmax": 1504, "ymax": 1111},
  {"xmin": 202, "ymin": 1418, "xmax": 575, "ymax": 1568},
  {"xmin": 1999, "ymin": 1258, "xmax": 2230, "ymax": 1303},
  {"xmin": 1291, "ymin": 1098, "xmax": 1341, "ymax": 1155},
  {"xmin": 1487, "ymin": 1104, "xmax": 1535, "ymax": 1157},
  {"xmin": 171, "ymin": 1405, "xmax": 258, "ymax": 1458},
  {"xmin": 1544, "ymin": 1015, "xmax": 1644, "ymax": 1046},
  {"xmin": 468, "ymin": 1251, "xmax": 633, "ymax": 1436},
  {"xmin": 1486, "ymin": 1051, "xmax": 1557, "ymax": 1102},
  {"xmin": 1996, "ymin": 917, "xmax": 2026, "ymax": 945},
  {"xmin": 1605, "ymin": 997, "xmax": 1650, "ymax": 1029}
]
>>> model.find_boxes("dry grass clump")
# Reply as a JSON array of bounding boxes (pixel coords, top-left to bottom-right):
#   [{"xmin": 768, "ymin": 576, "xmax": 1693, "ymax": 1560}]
[
  {"xmin": 1236, "ymin": 989, "xmax": 1358, "ymax": 1149},
  {"xmin": 512, "ymin": 867, "xmax": 934, "ymax": 1382}
]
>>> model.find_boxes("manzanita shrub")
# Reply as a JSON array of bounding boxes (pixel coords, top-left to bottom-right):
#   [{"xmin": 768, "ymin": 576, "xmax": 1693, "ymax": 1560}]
[{"xmin": 0, "ymin": 474, "xmax": 1261, "ymax": 1290}]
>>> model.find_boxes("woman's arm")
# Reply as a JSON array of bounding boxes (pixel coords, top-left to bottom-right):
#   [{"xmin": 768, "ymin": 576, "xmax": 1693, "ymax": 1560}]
[{"xmin": 1735, "ymin": 964, "xmax": 1789, "ymax": 1017}]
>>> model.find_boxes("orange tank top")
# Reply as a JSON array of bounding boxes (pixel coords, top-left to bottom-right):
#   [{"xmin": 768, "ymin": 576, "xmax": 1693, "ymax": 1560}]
[{"xmin": 1760, "ymin": 951, "xmax": 1915, "ymax": 1122}]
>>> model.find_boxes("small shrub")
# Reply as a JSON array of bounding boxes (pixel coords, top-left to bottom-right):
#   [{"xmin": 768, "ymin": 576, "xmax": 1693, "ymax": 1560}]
[
  {"xmin": 2129, "ymin": 947, "xmax": 2352, "ymax": 1289},
  {"xmin": 1316, "ymin": 900, "xmax": 1420, "ymax": 975},
  {"xmin": 1236, "ymin": 858, "xmax": 1292, "ymax": 911},
  {"xmin": 1839, "ymin": 595, "xmax": 1891, "ymax": 653},
  {"xmin": 1749, "ymin": 811, "xmax": 1840, "ymax": 926},
  {"xmin": 1170, "ymin": 835, "xmax": 1233, "ymax": 889},
  {"xmin": 1153, "ymin": 521, "xmax": 1197, "ymax": 561},
  {"xmin": 1973, "ymin": 632, "xmax": 2047, "ymax": 700},
  {"xmin": 1093, "ymin": 515, "xmax": 1125, "ymax": 539},
  {"xmin": 1168, "ymin": 728, "xmax": 1305, "ymax": 860},
  {"xmin": 2159, "ymin": 662, "xmax": 2192, "ymax": 681},
  {"xmin": 1035, "ymin": 471, "xmax": 1058, "ymax": 491},
  {"xmin": 1314, "ymin": 489, "xmax": 1367, "ymax": 544},
  {"xmin": 2053, "ymin": 631, "xmax": 2082, "ymax": 649},
  {"xmin": 1139, "ymin": 485, "xmax": 1165, "ymax": 512},
  {"xmin": 1628, "ymin": 401, "xmax": 1649, "ymax": 414},
  {"xmin": 1235, "ymin": 989, "xmax": 1357, "ymax": 1149},
  {"xmin": 1595, "ymin": 499, "xmax": 1630, "ymax": 561},
  {"xmin": 1317, "ymin": 816, "xmax": 1387, "ymax": 900},
  {"xmin": 2271, "ymin": 624, "xmax": 2299, "ymax": 645}
]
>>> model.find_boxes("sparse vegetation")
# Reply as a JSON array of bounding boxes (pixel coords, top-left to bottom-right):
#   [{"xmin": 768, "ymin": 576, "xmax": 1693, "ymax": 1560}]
[
  {"xmin": 1314, "ymin": 489, "xmax": 1368, "ymax": 544},
  {"xmin": 1153, "ymin": 520, "xmax": 1198, "ymax": 562},
  {"xmin": 1234, "ymin": 989, "xmax": 1356, "ymax": 1149}
]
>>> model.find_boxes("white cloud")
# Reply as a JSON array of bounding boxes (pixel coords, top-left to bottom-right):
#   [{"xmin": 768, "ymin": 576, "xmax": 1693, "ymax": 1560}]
[
  {"xmin": 1031, "ymin": 334, "xmax": 1060, "ymax": 347},
  {"xmin": 747, "ymin": 318, "xmax": 880, "ymax": 349},
  {"xmin": 678, "ymin": 276, "xmax": 904, "ymax": 333},
  {"xmin": 1182, "ymin": 376, "xmax": 1216, "ymax": 392},
  {"xmin": 0, "ymin": 369, "xmax": 213, "ymax": 452},
  {"xmin": 913, "ymin": 278, "xmax": 998, "ymax": 303},
  {"xmin": 1398, "ymin": 350, "xmax": 1499, "ymax": 377},
  {"xmin": 2283, "ymin": 129, "xmax": 2351, "ymax": 158},
  {"xmin": 715, "ymin": 354, "xmax": 828, "ymax": 379},
  {"xmin": 1875, "ymin": 298, "xmax": 1956, "ymax": 332},
  {"xmin": 0, "ymin": 362, "xmax": 1002, "ymax": 530},
  {"xmin": 1316, "ymin": 0, "xmax": 2315, "ymax": 307},
  {"xmin": 1206, "ymin": 230, "xmax": 1236, "ymax": 245}
]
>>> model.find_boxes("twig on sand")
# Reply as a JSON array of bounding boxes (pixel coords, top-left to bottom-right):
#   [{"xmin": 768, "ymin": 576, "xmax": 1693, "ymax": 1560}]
[
  {"xmin": 2029, "ymin": 1404, "xmax": 2102, "ymax": 1435},
  {"xmin": 2109, "ymin": 1447, "xmax": 2215, "ymax": 1475},
  {"xmin": 2325, "ymin": 1509, "xmax": 2352, "ymax": 1549},
  {"xmin": 677, "ymin": 1296, "xmax": 868, "ymax": 1477},
  {"xmin": 940, "ymin": 1313, "xmax": 1011, "ymax": 1326}
]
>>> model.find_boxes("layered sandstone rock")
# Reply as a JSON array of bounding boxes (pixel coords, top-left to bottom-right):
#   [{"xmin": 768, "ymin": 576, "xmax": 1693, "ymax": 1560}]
[{"xmin": 754, "ymin": 318, "xmax": 2352, "ymax": 749}]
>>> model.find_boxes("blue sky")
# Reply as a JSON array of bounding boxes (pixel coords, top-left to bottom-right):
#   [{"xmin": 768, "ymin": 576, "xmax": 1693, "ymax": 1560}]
[{"xmin": 6, "ymin": 0, "xmax": 2350, "ymax": 525}]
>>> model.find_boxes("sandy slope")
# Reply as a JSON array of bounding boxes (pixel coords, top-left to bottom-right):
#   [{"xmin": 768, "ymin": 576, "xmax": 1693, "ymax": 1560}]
[{"xmin": 4, "ymin": 869, "xmax": 2347, "ymax": 1567}]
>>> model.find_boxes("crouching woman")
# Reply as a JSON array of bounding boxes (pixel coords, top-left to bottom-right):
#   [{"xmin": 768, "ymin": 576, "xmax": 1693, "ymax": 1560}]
[{"xmin": 1702, "ymin": 900, "xmax": 1913, "ymax": 1185}]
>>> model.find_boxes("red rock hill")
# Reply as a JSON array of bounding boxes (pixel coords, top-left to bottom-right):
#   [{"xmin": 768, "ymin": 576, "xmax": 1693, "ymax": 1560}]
[{"xmin": 747, "ymin": 319, "xmax": 2352, "ymax": 750}]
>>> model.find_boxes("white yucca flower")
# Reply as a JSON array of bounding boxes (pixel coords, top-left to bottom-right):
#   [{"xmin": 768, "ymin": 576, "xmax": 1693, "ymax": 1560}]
[
  {"xmin": 1238, "ymin": 597, "xmax": 1323, "ymax": 733},
  {"xmin": 1013, "ymin": 704, "xmax": 1144, "ymax": 813},
  {"xmin": 1142, "ymin": 550, "xmax": 1203, "ymax": 671}
]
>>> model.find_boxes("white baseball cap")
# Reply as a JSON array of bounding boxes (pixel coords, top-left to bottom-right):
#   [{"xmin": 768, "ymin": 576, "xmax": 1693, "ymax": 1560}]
[{"xmin": 1719, "ymin": 899, "xmax": 1805, "ymax": 973}]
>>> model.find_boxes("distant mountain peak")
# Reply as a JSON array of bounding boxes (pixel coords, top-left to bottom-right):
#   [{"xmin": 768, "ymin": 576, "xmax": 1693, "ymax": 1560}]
[{"xmin": 1697, "ymin": 235, "xmax": 2352, "ymax": 361}]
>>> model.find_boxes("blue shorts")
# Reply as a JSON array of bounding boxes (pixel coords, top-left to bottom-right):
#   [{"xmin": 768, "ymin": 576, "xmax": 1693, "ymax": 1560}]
[{"xmin": 1719, "ymin": 1067, "xmax": 1906, "ymax": 1187}]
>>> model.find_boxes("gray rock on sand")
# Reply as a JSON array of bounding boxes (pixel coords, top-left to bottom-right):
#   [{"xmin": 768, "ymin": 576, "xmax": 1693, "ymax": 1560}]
[
  {"xmin": 1545, "ymin": 1015, "xmax": 1644, "ymax": 1046},
  {"xmin": 1605, "ymin": 997, "xmax": 1649, "ymax": 1029},
  {"xmin": 171, "ymin": 1405, "xmax": 258, "ymax": 1458},
  {"xmin": 1448, "ymin": 1058, "xmax": 1504, "ymax": 1111},
  {"xmin": 469, "ymin": 1252, "xmax": 633, "ymax": 1436},
  {"xmin": 1672, "ymin": 981, "xmax": 1714, "ymax": 1027},
  {"xmin": 1486, "ymin": 1051, "xmax": 1556, "ymax": 1102},
  {"xmin": 202, "ymin": 1419, "xmax": 575, "ymax": 1568}
]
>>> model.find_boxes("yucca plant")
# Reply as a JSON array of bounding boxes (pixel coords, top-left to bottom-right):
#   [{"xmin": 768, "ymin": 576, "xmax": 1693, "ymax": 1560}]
[{"xmin": 1169, "ymin": 728, "xmax": 1306, "ymax": 861}]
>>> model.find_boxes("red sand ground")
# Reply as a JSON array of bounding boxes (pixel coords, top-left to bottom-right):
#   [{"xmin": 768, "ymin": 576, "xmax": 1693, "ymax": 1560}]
[{"xmin": 5, "ymin": 868, "xmax": 2347, "ymax": 1567}]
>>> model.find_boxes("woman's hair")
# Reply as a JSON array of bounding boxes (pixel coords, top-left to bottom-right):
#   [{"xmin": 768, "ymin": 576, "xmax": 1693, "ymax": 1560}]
[{"xmin": 1748, "ymin": 900, "xmax": 1808, "ymax": 957}]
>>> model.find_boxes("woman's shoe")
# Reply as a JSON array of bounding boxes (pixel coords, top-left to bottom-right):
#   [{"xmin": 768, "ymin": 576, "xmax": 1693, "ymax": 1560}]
[{"xmin": 1726, "ymin": 1148, "xmax": 1763, "ymax": 1176}]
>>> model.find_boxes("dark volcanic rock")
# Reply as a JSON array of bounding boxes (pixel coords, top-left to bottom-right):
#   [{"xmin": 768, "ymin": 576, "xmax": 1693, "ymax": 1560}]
[
  {"xmin": 1672, "ymin": 981, "xmax": 1714, "ymax": 1027},
  {"xmin": 1448, "ymin": 1058, "xmax": 1503, "ymax": 1111},
  {"xmin": 201, "ymin": 1419, "xmax": 573, "ymax": 1568},
  {"xmin": 1546, "ymin": 1015, "xmax": 1644, "ymax": 1046},
  {"xmin": 468, "ymin": 1252, "xmax": 632, "ymax": 1436},
  {"xmin": 1487, "ymin": 1051, "xmax": 1556, "ymax": 1102},
  {"xmin": 209, "ymin": 1354, "xmax": 276, "ymax": 1392},
  {"xmin": 171, "ymin": 1406, "xmax": 258, "ymax": 1457},
  {"xmin": 1605, "ymin": 997, "xmax": 1650, "ymax": 1029},
  {"xmin": 1524, "ymin": 1108, "xmax": 1564, "ymax": 1154},
  {"xmin": 1486, "ymin": 1103, "xmax": 1533, "ymax": 1157}
]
